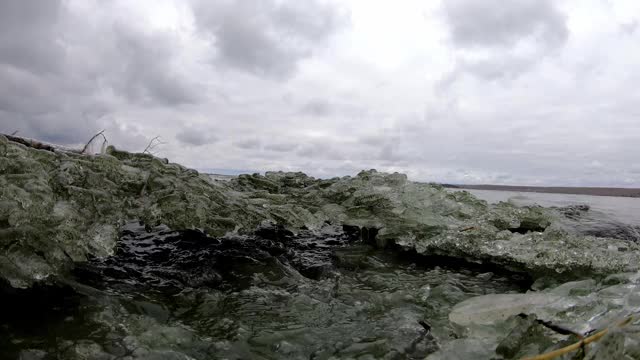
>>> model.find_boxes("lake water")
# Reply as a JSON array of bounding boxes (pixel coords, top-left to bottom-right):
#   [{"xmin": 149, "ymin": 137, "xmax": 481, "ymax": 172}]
[{"xmin": 456, "ymin": 189, "xmax": 640, "ymax": 226}]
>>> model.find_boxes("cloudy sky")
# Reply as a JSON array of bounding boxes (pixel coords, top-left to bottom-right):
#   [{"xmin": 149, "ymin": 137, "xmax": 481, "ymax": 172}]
[{"xmin": 1, "ymin": 0, "xmax": 640, "ymax": 186}]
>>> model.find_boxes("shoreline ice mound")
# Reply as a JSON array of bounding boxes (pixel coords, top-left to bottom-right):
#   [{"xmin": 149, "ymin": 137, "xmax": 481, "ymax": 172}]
[
  {"xmin": 236, "ymin": 170, "xmax": 640, "ymax": 278},
  {"xmin": 434, "ymin": 273, "xmax": 640, "ymax": 359},
  {"xmin": 397, "ymin": 226, "xmax": 640, "ymax": 278},
  {"xmin": 2, "ymin": 133, "xmax": 640, "ymax": 289},
  {"xmin": 0, "ymin": 135, "xmax": 266, "ymax": 288}
]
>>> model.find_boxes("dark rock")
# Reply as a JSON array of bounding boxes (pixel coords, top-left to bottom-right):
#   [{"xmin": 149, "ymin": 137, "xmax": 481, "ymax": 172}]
[
  {"xmin": 342, "ymin": 224, "xmax": 362, "ymax": 240},
  {"xmin": 254, "ymin": 222, "xmax": 295, "ymax": 242},
  {"xmin": 340, "ymin": 225, "xmax": 380, "ymax": 246},
  {"xmin": 555, "ymin": 204, "xmax": 590, "ymax": 219}
]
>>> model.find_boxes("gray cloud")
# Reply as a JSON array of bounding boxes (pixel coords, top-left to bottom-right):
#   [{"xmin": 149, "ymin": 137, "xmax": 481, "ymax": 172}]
[
  {"xmin": 300, "ymin": 99, "xmax": 333, "ymax": 116},
  {"xmin": 0, "ymin": 1, "xmax": 202, "ymax": 146},
  {"xmin": 0, "ymin": 0, "xmax": 66, "ymax": 74},
  {"xmin": 234, "ymin": 138, "xmax": 262, "ymax": 150},
  {"xmin": 193, "ymin": 0, "xmax": 347, "ymax": 78},
  {"xmin": 441, "ymin": 0, "xmax": 569, "ymax": 83},
  {"xmin": 439, "ymin": 55, "xmax": 538, "ymax": 86},
  {"xmin": 176, "ymin": 128, "xmax": 218, "ymax": 147},
  {"xmin": 0, "ymin": 1, "xmax": 95, "ymax": 143},
  {"xmin": 620, "ymin": 20, "xmax": 639, "ymax": 35},
  {"xmin": 297, "ymin": 98, "xmax": 371, "ymax": 121},
  {"xmin": 0, "ymin": 63, "xmax": 107, "ymax": 144},
  {"xmin": 295, "ymin": 140, "xmax": 346, "ymax": 161},
  {"xmin": 443, "ymin": 0, "xmax": 568, "ymax": 49},
  {"xmin": 105, "ymin": 25, "xmax": 203, "ymax": 106},
  {"xmin": 264, "ymin": 142, "xmax": 298, "ymax": 152}
]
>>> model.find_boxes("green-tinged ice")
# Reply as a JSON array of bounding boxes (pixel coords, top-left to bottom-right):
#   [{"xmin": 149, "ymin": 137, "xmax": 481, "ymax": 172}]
[
  {"xmin": 439, "ymin": 273, "xmax": 640, "ymax": 359},
  {"xmin": 2, "ymin": 135, "xmax": 640, "ymax": 359}
]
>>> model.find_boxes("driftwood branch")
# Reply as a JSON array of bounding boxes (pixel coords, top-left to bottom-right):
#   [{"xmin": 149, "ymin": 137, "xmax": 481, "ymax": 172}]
[
  {"xmin": 522, "ymin": 315, "xmax": 635, "ymax": 360},
  {"xmin": 81, "ymin": 130, "xmax": 107, "ymax": 154},
  {"xmin": 143, "ymin": 136, "xmax": 166, "ymax": 155},
  {"xmin": 3, "ymin": 134, "xmax": 56, "ymax": 152}
]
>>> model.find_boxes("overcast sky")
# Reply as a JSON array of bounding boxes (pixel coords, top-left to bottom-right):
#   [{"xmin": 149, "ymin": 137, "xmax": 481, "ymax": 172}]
[{"xmin": 1, "ymin": 0, "xmax": 640, "ymax": 186}]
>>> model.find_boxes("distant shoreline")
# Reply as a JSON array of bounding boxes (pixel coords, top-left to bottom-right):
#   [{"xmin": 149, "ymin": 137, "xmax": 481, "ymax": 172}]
[
  {"xmin": 442, "ymin": 184, "xmax": 640, "ymax": 198},
  {"xmin": 207, "ymin": 172, "xmax": 640, "ymax": 198}
]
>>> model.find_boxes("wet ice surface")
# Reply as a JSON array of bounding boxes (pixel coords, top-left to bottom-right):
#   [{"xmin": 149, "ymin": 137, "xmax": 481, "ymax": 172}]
[
  {"xmin": 194, "ymin": 251, "xmax": 524, "ymax": 359},
  {"xmin": 1, "ymin": 224, "xmax": 526, "ymax": 359}
]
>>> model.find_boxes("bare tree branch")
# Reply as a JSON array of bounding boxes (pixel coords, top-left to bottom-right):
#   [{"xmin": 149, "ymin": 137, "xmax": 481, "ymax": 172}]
[
  {"xmin": 81, "ymin": 130, "xmax": 108, "ymax": 154},
  {"xmin": 10, "ymin": 130, "xmax": 18, "ymax": 136},
  {"xmin": 143, "ymin": 136, "xmax": 166, "ymax": 155}
]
